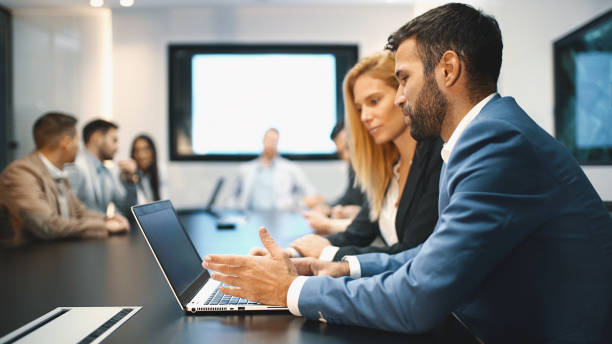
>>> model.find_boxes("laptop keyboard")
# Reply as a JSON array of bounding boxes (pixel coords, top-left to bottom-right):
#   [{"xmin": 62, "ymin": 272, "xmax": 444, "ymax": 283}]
[{"xmin": 204, "ymin": 284, "xmax": 259, "ymax": 306}]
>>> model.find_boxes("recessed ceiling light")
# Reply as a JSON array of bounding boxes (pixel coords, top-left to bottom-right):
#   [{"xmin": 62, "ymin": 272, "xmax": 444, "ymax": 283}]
[
  {"xmin": 120, "ymin": 0, "xmax": 134, "ymax": 7},
  {"xmin": 90, "ymin": 0, "xmax": 103, "ymax": 7}
]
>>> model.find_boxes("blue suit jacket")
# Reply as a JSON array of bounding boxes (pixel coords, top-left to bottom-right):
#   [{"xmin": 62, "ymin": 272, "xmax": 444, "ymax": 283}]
[{"xmin": 297, "ymin": 95, "xmax": 612, "ymax": 342}]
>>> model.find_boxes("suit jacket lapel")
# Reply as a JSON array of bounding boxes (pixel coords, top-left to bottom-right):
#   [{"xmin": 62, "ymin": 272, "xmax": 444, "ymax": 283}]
[
  {"xmin": 438, "ymin": 162, "xmax": 449, "ymax": 217},
  {"xmin": 28, "ymin": 152, "xmax": 61, "ymax": 216}
]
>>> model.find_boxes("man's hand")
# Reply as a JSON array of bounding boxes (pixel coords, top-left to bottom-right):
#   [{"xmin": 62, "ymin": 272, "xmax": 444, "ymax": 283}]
[
  {"xmin": 290, "ymin": 234, "xmax": 331, "ymax": 258},
  {"xmin": 291, "ymin": 257, "xmax": 350, "ymax": 277},
  {"xmin": 302, "ymin": 194, "xmax": 326, "ymax": 209},
  {"xmin": 203, "ymin": 227, "xmax": 298, "ymax": 306},
  {"xmin": 302, "ymin": 210, "xmax": 332, "ymax": 234},
  {"xmin": 118, "ymin": 159, "xmax": 138, "ymax": 174},
  {"xmin": 248, "ymin": 247, "xmax": 297, "ymax": 257},
  {"xmin": 118, "ymin": 159, "xmax": 138, "ymax": 183},
  {"xmin": 105, "ymin": 214, "xmax": 130, "ymax": 234}
]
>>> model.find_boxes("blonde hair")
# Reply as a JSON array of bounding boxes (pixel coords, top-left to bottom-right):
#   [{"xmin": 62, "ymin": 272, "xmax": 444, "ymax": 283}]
[{"xmin": 343, "ymin": 51, "xmax": 400, "ymax": 221}]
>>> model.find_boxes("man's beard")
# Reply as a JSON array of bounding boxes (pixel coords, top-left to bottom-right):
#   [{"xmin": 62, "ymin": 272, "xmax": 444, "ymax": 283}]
[
  {"xmin": 402, "ymin": 73, "xmax": 447, "ymax": 141},
  {"xmin": 100, "ymin": 148, "xmax": 114, "ymax": 161}
]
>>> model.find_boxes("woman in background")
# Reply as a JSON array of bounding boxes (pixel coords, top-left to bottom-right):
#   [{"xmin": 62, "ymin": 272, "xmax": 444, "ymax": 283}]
[
  {"xmin": 130, "ymin": 134, "xmax": 167, "ymax": 204},
  {"xmin": 288, "ymin": 51, "xmax": 443, "ymax": 261}
]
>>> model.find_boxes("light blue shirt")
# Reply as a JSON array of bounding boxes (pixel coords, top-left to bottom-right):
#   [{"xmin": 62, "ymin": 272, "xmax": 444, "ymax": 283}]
[
  {"xmin": 65, "ymin": 150, "xmax": 136, "ymax": 215},
  {"xmin": 233, "ymin": 156, "xmax": 316, "ymax": 210},
  {"xmin": 247, "ymin": 163, "xmax": 276, "ymax": 210}
]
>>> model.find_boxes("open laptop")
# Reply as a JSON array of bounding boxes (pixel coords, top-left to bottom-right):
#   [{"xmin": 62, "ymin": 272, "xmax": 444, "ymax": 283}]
[{"xmin": 132, "ymin": 200, "xmax": 287, "ymax": 313}]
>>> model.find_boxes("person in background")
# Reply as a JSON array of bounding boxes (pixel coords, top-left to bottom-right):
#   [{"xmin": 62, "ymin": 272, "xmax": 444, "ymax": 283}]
[
  {"xmin": 233, "ymin": 128, "xmax": 317, "ymax": 211},
  {"xmin": 302, "ymin": 120, "xmax": 366, "ymax": 235},
  {"xmin": 289, "ymin": 51, "xmax": 443, "ymax": 261},
  {"xmin": 65, "ymin": 119, "xmax": 137, "ymax": 217},
  {"xmin": 0, "ymin": 112, "xmax": 129, "ymax": 246},
  {"xmin": 130, "ymin": 134, "xmax": 168, "ymax": 204},
  {"xmin": 203, "ymin": 4, "xmax": 612, "ymax": 341}
]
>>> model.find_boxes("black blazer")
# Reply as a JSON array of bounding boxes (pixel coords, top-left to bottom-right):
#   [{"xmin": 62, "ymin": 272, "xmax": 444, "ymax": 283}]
[{"xmin": 327, "ymin": 137, "xmax": 443, "ymax": 260}]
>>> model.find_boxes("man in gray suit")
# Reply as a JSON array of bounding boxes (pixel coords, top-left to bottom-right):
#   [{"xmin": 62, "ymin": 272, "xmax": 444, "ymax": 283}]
[
  {"xmin": 0, "ymin": 112, "xmax": 129, "ymax": 246},
  {"xmin": 66, "ymin": 119, "xmax": 137, "ymax": 216}
]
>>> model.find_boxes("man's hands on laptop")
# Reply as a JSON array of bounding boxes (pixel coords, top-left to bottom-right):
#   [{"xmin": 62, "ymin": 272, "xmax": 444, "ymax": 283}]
[
  {"xmin": 203, "ymin": 227, "xmax": 298, "ymax": 306},
  {"xmin": 203, "ymin": 227, "xmax": 349, "ymax": 306}
]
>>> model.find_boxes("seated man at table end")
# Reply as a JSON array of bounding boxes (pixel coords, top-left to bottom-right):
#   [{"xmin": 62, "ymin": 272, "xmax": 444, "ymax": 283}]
[
  {"xmin": 202, "ymin": 3, "xmax": 612, "ymax": 343},
  {"xmin": 231, "ymin": 127, "xmax": 319, "ymax": 211},
  {"xmin": 0, "ymin": 112, "xmax": 130, "ymax": 246}
]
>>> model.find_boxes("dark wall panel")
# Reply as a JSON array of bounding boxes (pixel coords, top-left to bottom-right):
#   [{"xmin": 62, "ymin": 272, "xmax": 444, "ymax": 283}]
[{"xmin": 0, "ymin": 6, "xmax": 12, "ymax": 171}]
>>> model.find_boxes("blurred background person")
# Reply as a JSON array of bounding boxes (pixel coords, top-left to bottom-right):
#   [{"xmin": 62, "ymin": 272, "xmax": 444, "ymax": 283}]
[
  {"xmin": 130, "ymin": 134, "xmax": 168, "ymax": 204},
  {"xmin": 232, "ymin": 127, "xmax": 317, "ymax": 211},
  {"xmin": 0, "ymin": 112, "xmax": 129, "ymax": 247},
  {"xmin": 289, "ymin": 51, "xmax": 443, "ymax": 261},
  {"xmin": 65, "ymin": 119, "xmax": 137, "ymax": 217},
  {"xmin": 302, "ymin": 120, "xmax": 366, "ymax": 234}
]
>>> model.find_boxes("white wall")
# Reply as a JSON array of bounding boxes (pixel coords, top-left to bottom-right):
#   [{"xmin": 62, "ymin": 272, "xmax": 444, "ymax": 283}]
[
  {"xmin": 111, "ymin": 4, "xmax": 415, "ymax": 208},
  {"xmin": 12, "ymin": 8, "xmax": 112, "ymax": 159},
  {"xmin": 11, "ymin": 1, "xmax": 612, "ymax": 206}
]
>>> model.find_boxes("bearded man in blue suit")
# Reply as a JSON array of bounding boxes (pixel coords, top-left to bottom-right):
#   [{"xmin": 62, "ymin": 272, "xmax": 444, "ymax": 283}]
[{"xmin": 203, "ymin": 3, "xmax": 612, "ymax": 342}]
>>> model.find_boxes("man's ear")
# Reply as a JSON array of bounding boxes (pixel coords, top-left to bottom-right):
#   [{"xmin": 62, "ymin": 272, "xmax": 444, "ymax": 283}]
[
  {"xmin": 58, "ymin": 135, "xmax": 72, "ymax": 149},
  {"xmin": 438, "ymin": 50, "xmax": 462, "ymax": 88},
  {"xmin": 87, "ymin": 131, "xmax": 100, "ymax": 146}
]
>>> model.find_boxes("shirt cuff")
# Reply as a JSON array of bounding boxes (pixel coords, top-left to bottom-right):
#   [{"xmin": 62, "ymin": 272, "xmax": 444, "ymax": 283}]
[
  {"xmin": 319, "ymin": 246, "xmax": 339, "ymax": 261},
  {"xmin": 287, "ymin": 276, "xmax": 309, "ymax": 316},
  {"xmin": 344, "ymin": 255, "xmax": 361, "ymax": 278},
  {"xmin": 285, "ymin": 247, "xmax": 303, "ymax": 258}
]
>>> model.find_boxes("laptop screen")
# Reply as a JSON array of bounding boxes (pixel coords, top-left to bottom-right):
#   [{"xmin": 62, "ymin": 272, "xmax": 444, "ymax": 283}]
[{"xmin": 133, "ymin": 201, "xmax": 206, "ymax": 296}]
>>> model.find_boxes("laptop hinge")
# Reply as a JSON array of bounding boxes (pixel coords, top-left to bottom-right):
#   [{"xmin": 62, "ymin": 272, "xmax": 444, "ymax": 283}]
[{"xmin": 179, "ymin": 271, "xmax": 210, "ymax": 306}]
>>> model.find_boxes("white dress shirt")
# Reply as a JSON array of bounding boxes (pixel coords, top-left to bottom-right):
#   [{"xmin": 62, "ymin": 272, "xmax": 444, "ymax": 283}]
[
  {"xmin": 440, "ymin": 93, "xmax": 497, "ymax": 163},
  {"xmin": 286, "ymin": 93, "xmax": 498, "ymax": 317},
  {"xmin": 39, "ymin": 152, "xmax": 70, "ymax": 219}
]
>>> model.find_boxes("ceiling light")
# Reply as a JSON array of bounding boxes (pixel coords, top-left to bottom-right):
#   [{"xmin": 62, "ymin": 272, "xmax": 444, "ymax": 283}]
[
  {"xmin": 90, "ymin": 0, "xmax": 103, "ymax": 7},
  {"xmin": 120, "ymin": 0, "xmax": 134, "ymax": 7}
]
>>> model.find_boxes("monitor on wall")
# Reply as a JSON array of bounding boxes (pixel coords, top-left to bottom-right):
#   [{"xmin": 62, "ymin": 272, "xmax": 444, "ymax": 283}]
[
  {"xmin": 169, "ymin": 44, "xmax": 358, "ymax": 161},
  {"xmin": 554, "ymin": 8, "xmax": 612, "ymax": 165}
]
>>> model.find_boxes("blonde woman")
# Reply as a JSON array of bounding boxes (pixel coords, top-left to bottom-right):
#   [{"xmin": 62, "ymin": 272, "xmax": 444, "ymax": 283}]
[{"xmin": 290, "ymin": 51, "xmax": 443, "ymax": 261}]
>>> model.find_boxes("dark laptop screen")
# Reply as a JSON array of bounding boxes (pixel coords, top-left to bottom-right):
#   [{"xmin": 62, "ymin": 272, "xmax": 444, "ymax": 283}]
[{"xmin": 133, "ymin": 201, "xmax": 205, "ymax": 296}]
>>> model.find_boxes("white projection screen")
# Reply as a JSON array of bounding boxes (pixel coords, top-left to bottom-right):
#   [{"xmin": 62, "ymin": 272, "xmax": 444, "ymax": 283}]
[{"xmin": 169, "ymin": 44, "xmax": 358, "ymax": 161}]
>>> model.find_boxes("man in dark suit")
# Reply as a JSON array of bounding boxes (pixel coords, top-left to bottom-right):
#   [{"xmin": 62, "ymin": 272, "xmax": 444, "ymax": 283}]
[{"xmin": 202, "ymin": 3, "xmax": 612, "ymax": 342}]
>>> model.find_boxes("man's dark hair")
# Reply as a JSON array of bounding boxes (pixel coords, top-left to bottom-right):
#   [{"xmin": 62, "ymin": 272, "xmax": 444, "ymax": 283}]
[
  {"xmin": 386, "ymin": 3, "xmax": 502, "ymax": 98},
  {"xmin": 33, "ymin": 112, "xmax": 77, "ymax": 149},
  {"xmin": 330, "ymin": 119, "xmax": 345, "ymax": 141},
  {"xmin": 82, "ymin": 119, "xmax": 118, "ymax": 144}
]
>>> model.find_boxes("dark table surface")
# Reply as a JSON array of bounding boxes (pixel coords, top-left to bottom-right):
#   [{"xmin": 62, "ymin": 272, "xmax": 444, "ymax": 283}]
[{"xmin": 0, "ymin": 209, "xmax": 479, "ymax": 343}]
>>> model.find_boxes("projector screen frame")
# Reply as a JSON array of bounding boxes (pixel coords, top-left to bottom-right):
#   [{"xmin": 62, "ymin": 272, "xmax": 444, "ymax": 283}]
[{"xmin": 168, "ymin": 43, "xmax": 359, "ymax": 161}]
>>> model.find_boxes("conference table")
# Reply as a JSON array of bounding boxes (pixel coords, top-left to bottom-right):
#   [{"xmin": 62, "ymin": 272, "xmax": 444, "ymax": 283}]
[{"xmin": 0, "ymin": 209, "xmax": 479, "ymax": 343}]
